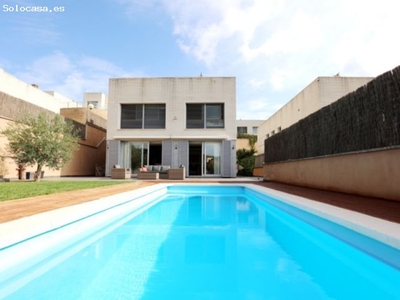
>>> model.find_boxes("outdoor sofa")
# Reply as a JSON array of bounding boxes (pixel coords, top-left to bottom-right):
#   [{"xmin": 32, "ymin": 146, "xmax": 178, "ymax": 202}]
[
  {"xmin": 137, "ymin": 165, "xmax": 185, "ymax": 180},
  {"xmin": 110, "ymin": 165, "xmax": 131, "ymax": 179}
]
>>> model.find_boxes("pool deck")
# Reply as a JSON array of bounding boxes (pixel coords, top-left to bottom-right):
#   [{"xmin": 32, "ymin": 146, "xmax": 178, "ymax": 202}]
[{"xmin": 1, "ymin": 177, "xmax": 399, "ymax": 224}]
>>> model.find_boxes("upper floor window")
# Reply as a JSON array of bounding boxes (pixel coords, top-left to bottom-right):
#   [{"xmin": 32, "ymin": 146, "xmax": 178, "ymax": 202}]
[
  {"xmin": 121, "ymin": 104, "xmax": 165, "ymax": 129},
  {"xmin": 237, "ymin": 126, "xmax": 247, "ymax": 134},
  {"xmin": 252, "ymin": 126, "xmax": 258, "ymax": 135},
  {"xmin": 186, "ymin": 103, "xmax": 224, "ymax": 129}
]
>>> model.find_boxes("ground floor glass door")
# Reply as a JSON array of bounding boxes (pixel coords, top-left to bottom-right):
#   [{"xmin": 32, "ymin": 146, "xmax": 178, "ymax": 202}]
[
  {"xmin": 122, "ymin": 142, "xmax": 149, "ymax": 174},
  {"xmin": 203, "ymin": 142, "xmax": 221, "ymax": 176},
  {"xmin": 189, "ymin": 143, "xmax": 202, "ymax": 176}
]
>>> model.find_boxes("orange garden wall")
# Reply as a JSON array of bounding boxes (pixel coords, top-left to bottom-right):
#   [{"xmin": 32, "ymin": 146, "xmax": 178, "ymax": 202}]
[
  {"xmin": 264, "ymin": 148, "xmax": 400, "ymax": 201},
  {"xmin": 61, "ymin": 123, "xmax": 106, "ymax": 176}
]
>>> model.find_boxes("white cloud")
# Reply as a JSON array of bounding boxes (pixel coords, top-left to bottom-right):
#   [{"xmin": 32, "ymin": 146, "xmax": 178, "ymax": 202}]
[
  {"xmin": 328, "ymin": 0, "xmax": 400, "ymax": 76},
  {"xmin": 16, "ymin": 52, "xmax": 73, "ymax": 86},
  {"xmin": 15, "ymin": 52, "xmax": 141, "ymax": 103},
  {"xmin": 163, "ymin": 0, "xmax": 282, "ymax": 67},
  {"xmin": 249, "ymin": 78, "xmax": 268, "ymax": 89},
  {"xmin": 159, "ymin": 0, "xmax": 400, "ymax": 76},
  {"xmin": 269, "ymin": 69, "xmax": 288, "ymax": 91}
]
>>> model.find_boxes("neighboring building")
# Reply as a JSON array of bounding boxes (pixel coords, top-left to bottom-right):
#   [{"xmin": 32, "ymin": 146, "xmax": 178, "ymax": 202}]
[
  {"xmin": 0, "ymin": 69, "xmax": 63, "ymax": 114},
  {"xmin": 83, "ymin": 92, "xmax": 108, "ymax": 110},
  {"xmin": 60, "ymin": 107, "xmax": 107, "ymax": 176},
  {"xmin": 256, "ymin": 76, "xmax": 374, "ymax": 165},
  {"xmin": 0, "ymin": 68, "xmax": 106, "ymax": 179},
  {"xmin": 236, "ymin": 119, "xmax": 263, "ymax": 135},
  {"xmin": 0, "ymin": 69, "xmax": 76, "ymax": 178},
  {"xmin": 106, "ymin": 77, "xmax": 237, "ymax": 178},
  {"xmin": 236, "ymin": 119, "xmax": 263, "ymax": 153},
  {"xmin": 45, "ymin": 91, "xmax": 81, "ymax": 108}
]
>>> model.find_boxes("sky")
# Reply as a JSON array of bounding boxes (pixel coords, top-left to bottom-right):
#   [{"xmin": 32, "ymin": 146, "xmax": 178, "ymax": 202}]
[{"xmin": 1, "ymin": 0, "xmax": 400, "ymax": 119}]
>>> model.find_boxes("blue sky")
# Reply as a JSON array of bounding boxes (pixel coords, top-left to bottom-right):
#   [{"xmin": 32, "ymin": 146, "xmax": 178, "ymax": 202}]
[{"xmin": 1, "ymin": 0, "xmax": 400, "ymax": 119}]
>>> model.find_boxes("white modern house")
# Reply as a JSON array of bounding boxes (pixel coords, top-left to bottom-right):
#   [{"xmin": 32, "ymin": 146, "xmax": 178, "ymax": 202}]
[{"xmin": 106, "ymin": 77, "xmax": 237, "ymax": 178}]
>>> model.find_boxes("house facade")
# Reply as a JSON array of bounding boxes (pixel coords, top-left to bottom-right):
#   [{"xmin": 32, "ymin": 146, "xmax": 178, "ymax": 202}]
[{"xmin": 106, "ymin": 77, "xmax": 237, "ymax": 178}]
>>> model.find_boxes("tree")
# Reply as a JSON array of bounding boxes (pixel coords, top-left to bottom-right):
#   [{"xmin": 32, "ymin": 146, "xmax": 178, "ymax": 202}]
[
  {"xmin": 0, "ymin": 148, "xmax": 9, "ymax": 178},
  {"xmin": 1, "ymin": 112, "xmax": 79, "ymax": 181},
  {"xmin": 236, "ymin": 148, "xmax": 256, "ymax": 176}
]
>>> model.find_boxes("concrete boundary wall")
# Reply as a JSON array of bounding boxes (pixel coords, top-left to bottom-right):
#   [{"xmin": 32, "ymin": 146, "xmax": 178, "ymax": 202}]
[
  {"xmin": 0, "ymin": 69, "xmax": 61, "ymax": 113},
  {"xmin": 0, "ymin": 92, "xmax": 55, "ymax": 120},
  {"xmin": 264, "ymin": 147, "xmax": 400, "ymax": 201},
  {"xmin": 265, "ymin": 66, "xmax": 400, "ymax": 163},
  {"xmin": 263, "ymin": 65, "xmax": 400, "ymax": 201}
]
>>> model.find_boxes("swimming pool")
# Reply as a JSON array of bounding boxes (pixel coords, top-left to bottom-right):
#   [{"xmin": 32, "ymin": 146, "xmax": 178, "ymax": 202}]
[{"xmin": 0, "ymin": 184, "xmax": 399, "ymax": 299}]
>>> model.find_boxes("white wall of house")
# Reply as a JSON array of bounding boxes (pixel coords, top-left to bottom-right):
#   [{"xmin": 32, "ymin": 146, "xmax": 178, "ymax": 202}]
[
  {"xmin": 257, "ymin": 76, "xmax": 374, "ymax": 156},
  {"xmin": 107, "ymin": 77, "xmax": 236, "ymax": 141},
  {"xmin": 106, "ymin": 76, "xmax": 237, "ymax": 177}
]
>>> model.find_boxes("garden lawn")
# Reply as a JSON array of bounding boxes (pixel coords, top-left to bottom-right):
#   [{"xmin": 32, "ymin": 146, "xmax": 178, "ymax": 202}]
[{"xmin": 0, "ymin": 181, "xmax": 131, "ymax": 202}]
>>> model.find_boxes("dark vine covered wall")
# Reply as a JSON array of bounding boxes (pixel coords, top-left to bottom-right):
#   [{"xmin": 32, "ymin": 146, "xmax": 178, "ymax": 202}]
[{"xmin": 265, "ymin": 66, "xmax": 400, "ymax": 163}]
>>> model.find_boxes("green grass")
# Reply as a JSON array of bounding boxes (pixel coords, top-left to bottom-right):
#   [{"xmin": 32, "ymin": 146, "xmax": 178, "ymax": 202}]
[{"xmin": 0, "ymin": 181, "xmax": 132, "ymax": 202}]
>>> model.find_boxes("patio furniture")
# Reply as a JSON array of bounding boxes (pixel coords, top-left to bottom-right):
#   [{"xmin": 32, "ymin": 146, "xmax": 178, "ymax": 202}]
[
  {"xmin": 168, "ymin": 167, "xmax": 185, "ymax": 180},
  {"xmin": 110, "ymin": 165, "xmax": 131, "ymax": 179},
  {"xmin": 137, "ymin": 165, "xmax": 185, "ymax": 180},
  {"xmin": 137, "ymin": 172, "xmax": 159, "ymax": 180}
]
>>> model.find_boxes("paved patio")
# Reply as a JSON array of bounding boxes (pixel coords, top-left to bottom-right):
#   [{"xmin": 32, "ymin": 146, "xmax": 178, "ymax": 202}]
[{"xmin": 0, "ymin": 177, "xmax": 399, "ymax": 224}]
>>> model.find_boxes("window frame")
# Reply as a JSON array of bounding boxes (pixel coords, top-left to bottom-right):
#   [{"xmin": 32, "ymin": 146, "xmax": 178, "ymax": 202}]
[
  {"xmin": 237, "ymin": 126, "xmax": 248, "ymax": 134},
  {"xmin": 186, "ymin": 103, "xmax": 225, "ymax": 129},
  {"xmin": 120, "ymin": 104, "xmax": 166, "ymax": 129}
]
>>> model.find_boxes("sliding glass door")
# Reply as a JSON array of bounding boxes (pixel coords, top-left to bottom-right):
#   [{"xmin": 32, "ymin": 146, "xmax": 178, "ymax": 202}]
[
  {"xmin": 121, "ymin": 142, "xmax": 149, "ymax": 174},
  {"xmin": 203, "ymin": 142, "xmax": 221, "ymax": 176}
]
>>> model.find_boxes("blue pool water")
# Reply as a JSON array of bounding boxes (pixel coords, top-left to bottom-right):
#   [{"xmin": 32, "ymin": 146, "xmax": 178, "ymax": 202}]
[{"xmin": 1, "ymin": 185, "xmax": 399, "ymax": 299}]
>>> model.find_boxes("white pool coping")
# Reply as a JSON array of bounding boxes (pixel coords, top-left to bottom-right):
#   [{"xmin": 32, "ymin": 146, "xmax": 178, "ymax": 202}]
[
  {"xmin": 0, "ymin": 183, "xmax": 399, "ymax": 252},
  {"xmin": 246, "ymin": 184, "xmax": 400, "ymax": 250},
  {"xmin": 0, "ymin": 184, "xmax": 169, "ymax": 249}
]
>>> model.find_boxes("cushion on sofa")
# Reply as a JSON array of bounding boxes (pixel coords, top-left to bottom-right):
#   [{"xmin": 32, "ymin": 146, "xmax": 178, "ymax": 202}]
[
  {"xmin": 161, "ymin": 165, "xmax": 170, "ymax": 172},
  {"xmin": 152, "ymin": 165, "xmax": 161, "ymax": 172}
]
